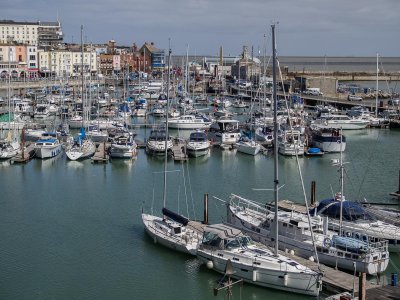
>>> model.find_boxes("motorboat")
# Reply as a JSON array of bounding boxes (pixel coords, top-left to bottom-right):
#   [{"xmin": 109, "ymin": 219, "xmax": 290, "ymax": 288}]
[
  {"xmin": 109, "ymin": 133, "xmax": 137, "ymax": 158},
  {"xmin": 197, "ymin": 223, "xmax": 322, "ymax": 296},
  {"xmin": 186, "ymin": 130, "xmax": 210, "ymax": 157},
  {"xmin": 311, "ymin": 114, "xmax": 369, "ymax": 130},
  {"xmin": 278, "ymin": 129, "xmax": 304, "ymax": 156},
  {"xmin": 146, "ymin": 128, "xmax": 173, "ymax": 156},
  {"xmin": 310, "ymin": 127, "xmax": 346, "ymax": 153},
  {"xmin": 208, "ymin": 118, "xmax": 241, "ymax": 145},
  {"xmin": 167, "ymin": 114, "xmax": 211, "ymax": 130},
  {"xmin": 86, "ymin": 125, "xmax": 108, "ymax": 143},
  {"xmin": 34, "ymin": 134, "xmax": 62, "ymax": 159}
]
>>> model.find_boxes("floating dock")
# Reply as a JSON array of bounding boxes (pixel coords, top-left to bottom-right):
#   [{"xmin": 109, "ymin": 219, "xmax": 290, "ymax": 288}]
[
  {"xmin": 11, "ymin": 143, "xmax": 35, "ymax": 164},
  {"xmin": 91, "ymin": 142, "xmax": 109, "ymax": 163}
]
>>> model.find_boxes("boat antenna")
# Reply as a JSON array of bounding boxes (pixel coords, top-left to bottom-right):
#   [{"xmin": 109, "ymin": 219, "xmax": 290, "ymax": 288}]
[
  {"xmin": 271, "ymin": 23, "xmax": 279, "ymax": 257},
  {"xmin": 163, "ymin": 39, "xmax": 171, "ymax": 208}
]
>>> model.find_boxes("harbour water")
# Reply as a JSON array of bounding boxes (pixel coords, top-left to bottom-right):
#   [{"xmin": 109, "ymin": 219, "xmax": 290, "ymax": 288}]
[{"xmin": 1, "ymin": 123, "xmax": 400, "ymax": 299}]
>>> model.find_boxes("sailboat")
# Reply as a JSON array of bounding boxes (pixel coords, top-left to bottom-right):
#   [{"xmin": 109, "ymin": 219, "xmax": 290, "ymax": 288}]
[
  {"xmin": 198, "ymin": 26, "xmax": 321, "ymax": 296},
  {"xmin": 141, "ymin": 42, "xmax": 204, "ymax": 255},
  {"xmin": 65, "ymin": 25, "xmax": 96, "ymax": 161},
  {"xmin": 228, "ymin": 127, "xmax": 389, "ymax": 274}
]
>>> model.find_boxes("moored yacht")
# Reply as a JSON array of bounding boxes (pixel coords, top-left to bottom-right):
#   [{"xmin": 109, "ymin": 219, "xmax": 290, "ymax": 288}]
[
  {"xmin": 109, "ymin": 134, "xmax": 137, "ymax": 158},
  {"xmin": 197, "ymin": 223, "xmax": 322, "ymax": 296},
  {"xmin": 186, "ymin": 130, "xmax": 210, "ymax": 157},
  {"xmin": 310, "ymin": 127, "xmax": 346, "ymax": 152},
  {"xmin": 227, "ymin": 194, "xmax": 389, "ymax": 275},
  {"xmin": 167, "ymin": 114, "xmax": 211, "ymax": 130},
  {"xmin": 208, "ymin": 118, "xmax": 241, "ymax": 145},
  {"xmin": 146, "ymin": 128, "xmax": 173, "ymax": 156},
  {"xmin": 312, "ymin": 114, "xmax": 369, "ymax": 130},
  {"xmin": 34, "ymin": 134, "xmax": 62, "ymax": 159}
]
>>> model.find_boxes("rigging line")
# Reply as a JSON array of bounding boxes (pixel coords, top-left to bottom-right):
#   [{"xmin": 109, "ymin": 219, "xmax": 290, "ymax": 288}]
[
  {"xmin": 185, "ymin": 161, "xmax": 196, "ymax": 220},
  {"xmin": 180, "ymin": 160, "xmax": 190, "ymax": 219},
  {"xmin": 277, "ymin": 58, "xmax": 321, "ymax": 267}
]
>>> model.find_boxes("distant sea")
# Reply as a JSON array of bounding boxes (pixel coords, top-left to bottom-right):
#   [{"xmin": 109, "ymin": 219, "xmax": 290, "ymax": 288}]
[{"xmin": 172, "ymin": 56, "xmax": 400, "ymax": 73}]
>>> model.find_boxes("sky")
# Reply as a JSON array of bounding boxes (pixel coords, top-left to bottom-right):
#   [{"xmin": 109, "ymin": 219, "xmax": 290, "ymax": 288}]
[{"xmin": 3, "ymin": 0, "xmax": 400, "ymax": 57}]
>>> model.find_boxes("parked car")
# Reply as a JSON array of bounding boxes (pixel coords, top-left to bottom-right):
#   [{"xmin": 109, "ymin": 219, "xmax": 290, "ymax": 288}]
[{"xmin": 348, "ymin": 94, "xmax": 363, "ymax": 101}]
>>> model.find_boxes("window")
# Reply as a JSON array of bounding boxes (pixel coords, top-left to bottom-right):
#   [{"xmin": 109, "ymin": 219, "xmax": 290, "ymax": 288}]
[{"xmin": 29, "ymin": 55, "xmax": 35, "ymax": 60}]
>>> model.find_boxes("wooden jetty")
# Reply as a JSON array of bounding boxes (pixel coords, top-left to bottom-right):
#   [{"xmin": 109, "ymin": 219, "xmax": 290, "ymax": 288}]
[
  {"xmin": 172, "ymin": 139, "xmax": 188, "ymax": 161},
  {"xmin": 11, "ymin": 143, "xmax": 35, "ymax": 164},
  {"xmin": 91, "ymin": 142, "xmax": 109, "ymax": 163}
]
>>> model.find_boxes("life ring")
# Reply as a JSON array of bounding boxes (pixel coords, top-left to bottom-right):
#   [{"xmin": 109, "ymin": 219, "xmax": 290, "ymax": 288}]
[{"xmin": 323, "ymin": 237, "xmax": 332, "ymax": 248}]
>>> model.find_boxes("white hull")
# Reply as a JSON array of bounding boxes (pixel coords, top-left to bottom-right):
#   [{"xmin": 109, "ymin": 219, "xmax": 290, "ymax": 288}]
[
  {"xmin": 278, "ymin": 143, "xmax": 304, "ymax": 156},
  {"xmin": 142, "ymin": 213, "xmax": 202, "ymax": 255},
  {"xmin": 146, "ymin": 140, "xmax": 173, "ymax": 156},
  {"xmin": 236, "ymin": 141, "xmax": 261, "ymax": 155},
  {"xmin": 109, "ymin": 145, "xmax": 137, "ymax": 158},
  {"xmin": 186, "ymin": 141, "xmax": 210, "ymax": 157},
  {"xmin": 66, "ymin": 140, "xmax": 96, "ymax": 161},
  {"xmin": 313, "ymin": 140, "xmax": 346, "ymax": 153},
  {"xmin": 227, "ymin": 203, "xmax": 389, "ymax": 275},
  {"xmin": 34, "ymin": 144, "xmax": 62, "ymax": 159}
]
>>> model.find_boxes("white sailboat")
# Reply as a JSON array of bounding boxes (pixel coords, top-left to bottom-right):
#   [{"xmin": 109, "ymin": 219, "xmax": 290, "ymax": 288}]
[
  {"xmin": 142, "ymin": 42, "xmax": 204, "ymax": 255},
  {"xmin": 199, "ymin": 26, "xmax": 322, "ymax": 296},
  {"xmin": 65, "ymin": 25, "xmax": 96, "ymax": 161}
]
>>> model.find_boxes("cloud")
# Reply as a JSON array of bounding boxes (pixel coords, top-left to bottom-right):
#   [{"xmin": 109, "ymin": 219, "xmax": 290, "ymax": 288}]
[{"xmin": 2, "ymin": 0, "xmax": 400, "ymax": 56}]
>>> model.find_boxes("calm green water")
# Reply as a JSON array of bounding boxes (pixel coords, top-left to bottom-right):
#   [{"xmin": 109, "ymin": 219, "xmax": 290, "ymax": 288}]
[{"xmin": 1, "ymin": 127, "xmax": 400, "ymax": 299}]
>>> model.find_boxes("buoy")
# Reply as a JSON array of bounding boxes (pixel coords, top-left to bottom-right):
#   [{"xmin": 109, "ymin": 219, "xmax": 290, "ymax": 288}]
[{"xmin": 206, "ymin": 260, "xmax": 214, "ymax": 269}]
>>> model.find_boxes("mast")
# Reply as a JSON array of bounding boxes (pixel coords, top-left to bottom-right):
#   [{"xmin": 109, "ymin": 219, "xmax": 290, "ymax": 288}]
[
  {"xmin": 339, "ymin": 129, "xmax": 344, "ymax": 235},
  {"xmin": 271, "ymin": 24, "xmax": 279, "ymax": 257},
  {"xmin": 80, "ymin": 24, "xmax": 85, "ymax": 129},
  {"xmin": 163, "ymin": 39, "xmax": 171, "ymax": 208},
  {"xmin": 375, "ymin": 53, "xmax": 379, "ymax": 118}
]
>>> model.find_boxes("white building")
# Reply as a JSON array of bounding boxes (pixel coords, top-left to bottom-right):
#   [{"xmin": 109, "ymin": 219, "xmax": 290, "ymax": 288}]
[
  {"xmin": 0, "ymin": 20, "xmax": 62, "ymax": 47},
  {"xmin": 38, "ymin": 48, "xmax": 97, "ymax": 77}
]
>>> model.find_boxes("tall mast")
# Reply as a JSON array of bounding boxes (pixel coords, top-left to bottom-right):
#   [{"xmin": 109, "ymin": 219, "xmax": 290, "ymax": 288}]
[
  {"xmin": 163, "ymin": 39, "xmax": 171, "ymax": 208},
  {"xmin": 80, "ymin": 25, "xmax": 85, "ymax": 128},
  {"xmin": 272, "ymin": 24, "xmax": 279, "ymax": 257},
  {"xmin": 375, "ymin": 53, "xmax": 379, "ymax": 118}
]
